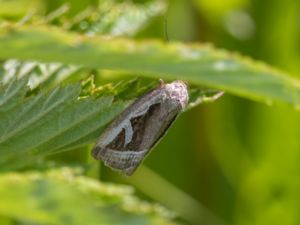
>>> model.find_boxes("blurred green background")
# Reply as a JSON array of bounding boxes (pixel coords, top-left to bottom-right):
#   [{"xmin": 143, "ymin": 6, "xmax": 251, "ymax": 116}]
[
  {"xmin": 158, "ymin": 1, "xmax": 300, "ymax": 225},
  {"xmin": 125, "ymin": 0, "xmax": 300, "ymax": 225},
  {"xmin": 2, "ymin": 0, "xmax": 300, "ymax": 225}
]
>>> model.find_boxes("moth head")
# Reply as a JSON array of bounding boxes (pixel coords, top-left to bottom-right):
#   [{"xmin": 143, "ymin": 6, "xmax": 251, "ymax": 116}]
[{"xmin": 164, "ymin": 80, "xmax": 189, "ymax": 108}]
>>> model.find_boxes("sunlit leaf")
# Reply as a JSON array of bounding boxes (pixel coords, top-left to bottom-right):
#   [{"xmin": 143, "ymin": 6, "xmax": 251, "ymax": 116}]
[{"xmin": 0, "ymin": 25, "xmax": 299, "ymax": 106}]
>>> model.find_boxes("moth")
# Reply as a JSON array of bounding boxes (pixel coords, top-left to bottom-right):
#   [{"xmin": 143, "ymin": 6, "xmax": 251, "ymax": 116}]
[{"xmin": 92, "ymin": 80, "xmax": 189, "ymax": 176}]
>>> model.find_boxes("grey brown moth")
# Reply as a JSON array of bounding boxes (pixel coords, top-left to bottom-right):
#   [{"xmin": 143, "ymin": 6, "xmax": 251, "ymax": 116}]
[{"xmin": 92, "ymin": 80, "xmax": 189, "ymax": 176}]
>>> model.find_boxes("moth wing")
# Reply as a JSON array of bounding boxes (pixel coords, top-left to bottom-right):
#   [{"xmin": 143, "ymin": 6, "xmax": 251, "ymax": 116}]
[
  {"xmin": 92, "ymin": 146, "xmax": 148, "ymax": 176},
  {"xmin": 124, "ymin": 102, "xmax": 181, "ymax": 175},
  {"xmin": 92, "ymin": 101, "xmax": 180, "ymax": 176}
]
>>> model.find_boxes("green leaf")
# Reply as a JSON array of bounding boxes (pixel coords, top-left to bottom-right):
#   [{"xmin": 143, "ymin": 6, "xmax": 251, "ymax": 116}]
[
  {"xmin": 0, "ymin": 59, "xmax": 88, "ymax": 91},
  {"xmin": 0, "ymin": 25, "xmax": 300, "ymax": 105},
  {"xmin": 0, "ymin": 0, "xmax": 167, "ymax": 37},
  {"xmin": 0, "ymin": 0, "xmax": 41, "ymax": 19},
  {"xmin": 0, "ymin": 167, "xmax": 179, "ymax": 225},
  {"xmin": 46, "ymin": 0, "xmax": 167, "ymax": 37},
  {"xmin": 0, "ymin": 78, "xmax": 127, "ymax": 167},
  {"xmin": 0, "ymin": 77, "xmax": 28, "ymax": 110}
]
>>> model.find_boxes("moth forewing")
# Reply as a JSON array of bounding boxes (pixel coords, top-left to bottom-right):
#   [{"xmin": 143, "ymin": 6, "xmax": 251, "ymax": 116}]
[{"xmin": 92, "ymin": 80, "xmax": 189, "ymax": 176}]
